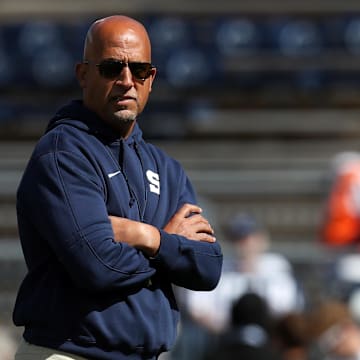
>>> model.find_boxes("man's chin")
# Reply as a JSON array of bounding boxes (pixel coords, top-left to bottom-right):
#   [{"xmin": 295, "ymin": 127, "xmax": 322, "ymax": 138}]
[{"xmin": 113, "ymin": 110, "xmax": 137, "ymax": 123}]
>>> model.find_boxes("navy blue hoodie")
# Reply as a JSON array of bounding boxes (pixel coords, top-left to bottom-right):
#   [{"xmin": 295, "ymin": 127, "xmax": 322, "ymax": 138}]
[{"xmin": 13, "ymin": 100, "xmax": 223, "ymax": 360}]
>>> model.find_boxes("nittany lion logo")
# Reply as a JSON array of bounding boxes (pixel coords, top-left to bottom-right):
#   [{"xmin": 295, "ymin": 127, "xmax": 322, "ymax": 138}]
[{"xmin": 146, "ymin": 170, "xmax": 160, "ymax": 195}]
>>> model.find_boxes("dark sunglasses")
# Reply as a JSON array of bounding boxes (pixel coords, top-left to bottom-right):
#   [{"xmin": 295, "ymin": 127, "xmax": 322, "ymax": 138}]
[{"xmin": 84, "ymin": 59, "xmax": 154, "ymax": 80}]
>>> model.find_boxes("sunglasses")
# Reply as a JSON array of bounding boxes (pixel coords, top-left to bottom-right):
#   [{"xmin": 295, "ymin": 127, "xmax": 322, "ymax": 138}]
[{"xmin": 84, "ymin": 59, "xmax": 154, "ymax": 80}]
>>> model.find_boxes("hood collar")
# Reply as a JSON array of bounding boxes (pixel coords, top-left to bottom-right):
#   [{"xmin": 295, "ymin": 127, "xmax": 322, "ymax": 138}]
[{"xmin": 46, "ymin": 99, "xmax": 143, "ymax": 144}]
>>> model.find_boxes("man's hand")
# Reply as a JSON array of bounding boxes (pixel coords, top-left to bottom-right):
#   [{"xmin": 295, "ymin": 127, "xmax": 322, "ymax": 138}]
[{"xmin": 164, "ymin": 203, "xmax": 216, "ymax": 243}]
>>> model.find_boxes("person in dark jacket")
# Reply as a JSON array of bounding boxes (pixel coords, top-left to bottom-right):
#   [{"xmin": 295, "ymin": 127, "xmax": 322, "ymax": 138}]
[
  {"xmin": 13, "ymin": 15, "xmax": 223, "ymax": 360},
  {"xmin": 204, "ymin": 292, "xmax": 281, "ymax": 360}
]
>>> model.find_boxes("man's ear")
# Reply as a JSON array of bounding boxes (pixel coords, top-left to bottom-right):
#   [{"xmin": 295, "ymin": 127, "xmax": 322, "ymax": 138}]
[
  {"xmin": 75, "ymin": 62, "xmax": 88, "ymax": 88},
  {"xmin": 148, "ymin": 67, "xmax": 156, "ymax": 93}
]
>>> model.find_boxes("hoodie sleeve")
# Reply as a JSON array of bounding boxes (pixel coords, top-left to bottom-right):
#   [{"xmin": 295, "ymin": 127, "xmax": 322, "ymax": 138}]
[
  {"xmin": 17, "ymin": 148, "xmax": 155, "ymax": 292},
  {"xmin": 152, "ymin": 231, "xmax": 223, "ymax": 291},
  {"xmin": 151, "ymin": 172, "xmax": 223, "ymax": 291}
]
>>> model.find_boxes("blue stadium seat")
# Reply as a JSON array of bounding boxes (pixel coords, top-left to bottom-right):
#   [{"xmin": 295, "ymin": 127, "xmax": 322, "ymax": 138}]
[
  {"xmin": 165, "ymin": 48, "xmax": 214, "ymax": 87},
  {"xmin": 31, "ymin": 46, "xmax": 75, "ymax": 88},
  {"xmin": 16, "ymin": 20, "xmax": 63, "ymax": 58},
  {"xmin": 0, "ymin": 29, "xmax": 14, "ymax": 88},
  {"xmin": 148, "ymin": 16, "xmax": 193, "ymax": 80},
  {"xmin": 293, "ymin": 69, "xmax": 326, "ymax": 91},
  {"xmin": 320, "ymin": 16, "xmax": 348, "ymax": 49},
  {"xmin": 10, "ymin": 20, "xmax": 78, "ymax": 88},
  {"xmin": 148, "ymin": 16, "xmax": 191, "ymax": 51},
  {"xmin": 0, "ymin": 51, "xmax": 14, "ymax": 88},
  {"xmin": 61, "ymin": 19, "xmax": 94, "ymax": 62},
  {"xmin": 344, "ymin": 17, "xmax": 360, "ymax": 55},
  {"xmin": 215, "ymin": 17, "xmax": 261, "ymax": 56},
  {"xmin": 272, "ymin": 18, "xmax": 323, "ymax": 56}
]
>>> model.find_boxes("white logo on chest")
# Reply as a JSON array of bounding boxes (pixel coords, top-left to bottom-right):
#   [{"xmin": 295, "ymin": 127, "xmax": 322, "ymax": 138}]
[
  {"xmin": 107, "ymin": 170, "xmax": 121, "ymax": 178},
  {"xmin": 146, "ymin": 170, "xmax": 160, "ymax": 195}
]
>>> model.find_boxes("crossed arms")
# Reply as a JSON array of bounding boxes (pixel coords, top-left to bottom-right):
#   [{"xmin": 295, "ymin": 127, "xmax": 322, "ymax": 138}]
[{"xmin": 109, "ymin": 203, "xmax": 216, "ymax": 257}]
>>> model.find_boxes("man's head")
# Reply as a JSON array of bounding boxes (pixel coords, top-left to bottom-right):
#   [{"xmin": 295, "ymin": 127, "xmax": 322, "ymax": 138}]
[{"xmin": 75, "ymin": 15, "xmax": 156, "ymax": 137}]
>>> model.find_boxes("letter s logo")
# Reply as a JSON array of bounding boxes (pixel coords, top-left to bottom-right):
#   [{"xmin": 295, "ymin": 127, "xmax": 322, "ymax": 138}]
[{"xmin": 146, "ymin": 170, "xmax": 160, "ymax": 195}]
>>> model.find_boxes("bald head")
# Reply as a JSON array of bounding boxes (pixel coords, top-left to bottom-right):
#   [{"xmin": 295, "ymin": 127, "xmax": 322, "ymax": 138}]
[{"xmin": 83, "ymin": 15, "xmax": 152, "ymax": 61}]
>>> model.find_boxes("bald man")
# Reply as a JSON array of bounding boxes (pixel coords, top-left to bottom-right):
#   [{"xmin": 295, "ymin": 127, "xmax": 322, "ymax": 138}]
[{"xmin": 13, "ymin": 15, "xmax": 222, "ymax": 360}]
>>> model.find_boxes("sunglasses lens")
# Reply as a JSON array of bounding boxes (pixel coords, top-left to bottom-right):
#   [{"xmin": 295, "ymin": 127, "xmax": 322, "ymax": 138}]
[
  {"xmin": 97, "ymin": 60, "xmax": 153, "ymax": 80},
  {"xmin": 129, "ymin": 63, "xmax": 153, "ymax": 80},
  {"xmin": 98, "ymin": 61, "xmax": 124, "ymax": 79}
]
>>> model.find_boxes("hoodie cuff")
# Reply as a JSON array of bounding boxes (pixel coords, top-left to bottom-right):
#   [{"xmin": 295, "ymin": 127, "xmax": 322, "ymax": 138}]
[{"xmin": 149, "ymin": 229, "xmax": 180, "ymax": 267}]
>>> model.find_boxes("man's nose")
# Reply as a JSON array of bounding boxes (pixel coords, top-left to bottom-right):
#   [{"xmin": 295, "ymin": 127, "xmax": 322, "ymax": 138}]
[{"xmin": 114, "ymin": 65, "xmax": 134, "ymax": 87}]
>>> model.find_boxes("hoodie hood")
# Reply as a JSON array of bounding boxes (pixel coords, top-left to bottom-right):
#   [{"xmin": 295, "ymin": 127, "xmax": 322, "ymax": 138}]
[{"xmin": 46, "ymin": 99, "xmax": 143, "ymax": 144}]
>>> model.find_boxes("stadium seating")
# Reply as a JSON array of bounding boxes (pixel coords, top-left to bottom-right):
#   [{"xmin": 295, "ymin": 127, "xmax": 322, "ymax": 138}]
[{"xmin": 2, "ymin": 10, "xmax": 360, "ymax": 336}]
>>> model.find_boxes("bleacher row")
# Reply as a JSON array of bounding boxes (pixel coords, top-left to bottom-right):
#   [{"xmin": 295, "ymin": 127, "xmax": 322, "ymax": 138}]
[
  {"xmin": 2, "ymin": 14, "xmax": 360, "ymax": 90},
  {"xmin": 2, "ymin": 13, "xmax": 360, "ymax": 139}
]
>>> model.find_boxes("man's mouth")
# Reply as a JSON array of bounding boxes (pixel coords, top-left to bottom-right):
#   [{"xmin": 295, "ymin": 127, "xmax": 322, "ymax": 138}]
[{"xmin": 111, "ymin": 95, "xmax": 135, "ymax": 103}]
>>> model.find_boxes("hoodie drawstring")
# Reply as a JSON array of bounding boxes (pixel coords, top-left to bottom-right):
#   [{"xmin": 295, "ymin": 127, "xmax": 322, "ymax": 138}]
[{"xmin": 120, "ymin": 139, "xmax": 148, "ymax": 221}]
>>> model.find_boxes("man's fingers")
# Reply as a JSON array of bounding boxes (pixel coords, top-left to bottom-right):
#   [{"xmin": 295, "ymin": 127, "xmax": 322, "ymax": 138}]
[
  {"xmin": 186, "ymin": 214, "xmax": 214, "ymax": 234},
  {"xmin": 176, "ymin": 203, "xmax": 202, "ymax": 218},
  {"xmin": 164, "ymin": 204, "xmax": 216, "ymax": 241},
  {"xmin": 196, "ymin": 233, "xmax": 216, "ymax": 243}
]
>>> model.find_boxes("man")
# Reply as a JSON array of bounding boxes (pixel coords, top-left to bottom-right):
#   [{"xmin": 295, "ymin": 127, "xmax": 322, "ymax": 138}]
[{"xmin": 13, "ymin": 15, "xmax": 222, "ymax": 360}]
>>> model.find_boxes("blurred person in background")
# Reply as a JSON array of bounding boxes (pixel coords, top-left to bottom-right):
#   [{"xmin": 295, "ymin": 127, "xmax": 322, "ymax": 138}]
[
  {"xmin": 12, "ymin": 15, "xmax": 222, "ymax": 360},
  {"xmin": 307, "ymin": 299, "xmax": 360, "ymax": 360},
  {"xmin": 203, "ymin": 292, "xmax": 281, "ymax": 360},
  {"xmin": 185, "ymin": 213, "xmax": 303, "ymax": 333},
  {"xmin": 319, "ymin": 152, "xmax": 360, "ymax": 305},
  {"xmin": 172, "ymin": 213, "xmax": 303, "ymax": 360},
  {"xmin": 273, "ymin": 311, "xmax": 310, "ymax": 360},
  {"xmin": 320, "ymin": 151, "xmax": 360, "ymax": 248},
  {"xmin": 0, "ymin": 325, "xmax": 17, "ymax": 360}
]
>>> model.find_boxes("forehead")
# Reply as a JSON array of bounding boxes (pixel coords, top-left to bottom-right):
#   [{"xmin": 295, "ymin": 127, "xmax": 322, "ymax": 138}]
[{"xmin": 95, "ymin": 28, "xmax": 150, "ymax": 61}]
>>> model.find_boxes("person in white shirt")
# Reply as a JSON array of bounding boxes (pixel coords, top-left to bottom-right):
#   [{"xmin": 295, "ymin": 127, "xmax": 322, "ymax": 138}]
[
  {"xmin": 185, "ymin": 213, "xmax": 303, "ymax": 334},
  {"xmin": 171, "ymin": 213, "xmax": 303, "ymax": 360}
]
